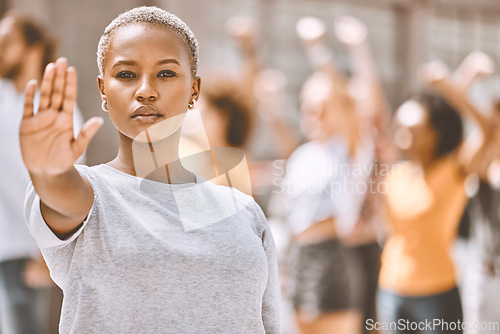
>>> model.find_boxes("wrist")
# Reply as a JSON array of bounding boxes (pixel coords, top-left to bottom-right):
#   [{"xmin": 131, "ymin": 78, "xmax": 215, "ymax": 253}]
[{"xmin": 29, "ymin": 166, "xmax": 76, "ymax": 184}]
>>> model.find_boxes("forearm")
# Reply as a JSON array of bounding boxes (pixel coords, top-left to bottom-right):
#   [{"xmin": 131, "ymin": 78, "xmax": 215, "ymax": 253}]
[
  {"xmin": 238, "ymin": 48, "xmax": 259, "ymax": 112},
  {"xmin": 30, "ymin": 166, "xmax": 93, "ymax": 235},
  {"xmin": 452, "ymin": 51, "xmax": 494, "ymax": 93},
  {"xmin": 430, "ymin": 80, "xmax": 491, "ymax": 175},
  {"xmin": 348, "ymin": 42, "xmax": 390, "ymax": 117},
  {"xmin": 437, "ymin": 81, "xmax": 490, "ymax": 136},
  {"xmin": 453, "ymin": 66, "xmax": 476, "ymax": 93},
  {"xmin": 241, "ymin": 44, "xmax": 259, "ymax": 84}
]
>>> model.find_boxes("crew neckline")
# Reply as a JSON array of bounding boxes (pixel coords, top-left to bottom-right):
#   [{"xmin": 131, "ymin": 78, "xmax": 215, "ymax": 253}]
[{"xmin": 96, "ymin": 163, "xmax": 201, "ymax": 190}]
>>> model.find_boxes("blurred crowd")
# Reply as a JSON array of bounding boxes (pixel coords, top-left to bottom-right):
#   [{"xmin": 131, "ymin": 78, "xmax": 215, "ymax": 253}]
[{"xmin": 1, "ymin": 6, "xmax": 500, "ymax": 334}]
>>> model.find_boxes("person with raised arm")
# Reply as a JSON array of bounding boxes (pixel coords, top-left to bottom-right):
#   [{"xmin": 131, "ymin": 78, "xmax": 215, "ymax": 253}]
[
  {"xmin": 332, "ymin": 16, "xmax": 394, "ymax": 334},
  {"xmin": 225, "ymin": 16, "xmax": 299, "ymax": 159},
  {"xmin": 22, "ymin": 7, "xmax": 280, "ymax": 333},
  {"xmin": 377, "ymin": 59, "xmax": 491, "ymax": 334},
  {"xmin": 447, "ymin": 51, "xmax": 500, "ymax": 334},
  {"xmin": 281, "ymin": 16, "xmax": 390, "ymax": 334}
]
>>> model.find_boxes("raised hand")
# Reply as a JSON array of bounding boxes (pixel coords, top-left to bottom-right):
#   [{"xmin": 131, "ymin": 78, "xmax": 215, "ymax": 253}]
[
  {"xmin": 296, "ymin": 16, "xmax": 326, "ymax": 45},
  {"xmin": 225, "ymin": 16, "xmax": 257, "ymax": 50},
  {"xmin": 296, "ymin": 16, "xmax": 339, "ymax": 78},
  {"xmin": 20, "ymin": 58, "xmax": 102, "ymax": 176},
  {"xmin": 419, "ymin": 59, "xmax": 450, "ymax": 88},
  {"xmin": 334, "ymin": 16, "xmax": 367, "ymax": 46},
  {"xmin": 463, "ymin": 51, "xmax": 495, "ymax": 77}
]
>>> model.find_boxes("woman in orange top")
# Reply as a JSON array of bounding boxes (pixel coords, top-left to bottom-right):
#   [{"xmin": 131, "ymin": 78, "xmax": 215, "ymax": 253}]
[{"xmin": 377, "ymin": 62, "xmax": 490, "ymax": 334}]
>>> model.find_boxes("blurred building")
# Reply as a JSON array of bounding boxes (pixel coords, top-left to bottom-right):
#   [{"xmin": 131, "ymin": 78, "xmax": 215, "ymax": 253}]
[{"xmin": 3, "ymin": 0, "xmax": 500, "ymax": 163}]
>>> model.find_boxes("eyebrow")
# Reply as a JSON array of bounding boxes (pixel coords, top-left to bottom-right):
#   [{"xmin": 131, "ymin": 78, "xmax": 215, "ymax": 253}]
[
  {"xmin": 157, "ymin": 59, "xmax": 181, "ymax": 66},
  {"xmin": 112, "ymin": 58, "xmax": 181, "ymax": 68}
]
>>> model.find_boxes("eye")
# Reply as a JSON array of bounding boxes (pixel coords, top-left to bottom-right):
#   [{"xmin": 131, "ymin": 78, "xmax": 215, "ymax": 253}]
[
  {"xmin": 116, "ymin": 71, "xmax": 136, "ymax": 79},
  {"xmin": 157, "ymin": 70, "xmax": 177, "ymax": 78}
]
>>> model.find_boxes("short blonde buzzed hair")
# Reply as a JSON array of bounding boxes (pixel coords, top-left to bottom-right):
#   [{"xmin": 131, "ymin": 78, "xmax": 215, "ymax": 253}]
[{"xmin": 97, "ymin": 6, "xmax": 199, "ymax": 76}]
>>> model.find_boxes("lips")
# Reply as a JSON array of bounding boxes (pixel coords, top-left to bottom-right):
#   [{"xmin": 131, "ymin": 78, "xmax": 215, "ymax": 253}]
[{"xmin": 131, "ymin": 105, "xmax": 163, "ymax": 124}]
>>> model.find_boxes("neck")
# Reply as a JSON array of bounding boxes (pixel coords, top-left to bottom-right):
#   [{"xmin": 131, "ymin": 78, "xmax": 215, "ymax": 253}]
[
  {"xmin": 108, "ymin": 128, "xmax": 194, "ymax": 184},
  {"xmin": 209, "ymin": 134, "xmax": 230, "ymax": 149}
]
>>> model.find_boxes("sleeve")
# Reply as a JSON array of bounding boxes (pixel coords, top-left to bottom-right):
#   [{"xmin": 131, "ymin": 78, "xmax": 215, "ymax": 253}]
[
  {"xmin": 24, "ymin": 165, "xmax": 97, "ymax": 251},
  {"xmin": 253, "ymin": 201, "xmax": 282, "ymax": 334}
]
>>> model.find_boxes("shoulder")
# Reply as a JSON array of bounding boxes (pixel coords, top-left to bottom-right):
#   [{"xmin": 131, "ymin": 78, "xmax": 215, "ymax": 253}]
[
  {"xmin": 74, "ymin": 164, "xmax": 129, "ymax": 186},
  {"xmin": 73, "ymin": 164, "xmax": 108, "ymax": 193},
  {"xmin": 72, "ymin": 164, "xmax": 132, "ymax": 204},
  {"xmin": 288, "ymin": 141, "xmax": 317, "ymax": 162},
  {"xmin": 285, "ymin": 141, "xmax": 321, "ymax": 176},
  {"xmin": 74, "ymin": 164, "xmax": 99, "ymax": 181},
  {"xmin": 288, "ymin": 139, "xmax": 347, "ymax": 164}
]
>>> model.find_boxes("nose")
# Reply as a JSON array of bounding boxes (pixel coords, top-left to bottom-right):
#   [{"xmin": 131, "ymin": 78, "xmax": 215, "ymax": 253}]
[{"xmin": 135, "ymin": 75, "xmax": 158, "ymax": 102}]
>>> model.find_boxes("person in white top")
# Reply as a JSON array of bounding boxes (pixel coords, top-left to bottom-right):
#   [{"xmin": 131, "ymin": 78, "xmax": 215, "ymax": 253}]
[
  {"xmin": 0, "ymin": 12, "xmax": 84, "ymax": 334},
  {"xmin": 281, "ymin": 16, "xmax": 392, "ymax": 334}
]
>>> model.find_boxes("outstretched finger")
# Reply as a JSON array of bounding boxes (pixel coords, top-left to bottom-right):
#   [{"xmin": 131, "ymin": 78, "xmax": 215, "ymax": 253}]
[
  {"xmin": 39, "ymin": 63, "xmax": 55, "ymax": 111},
  {"xmin": 72, "ymin": 117, "xmax": 104, "ymax": 159},
  {"xmin": 50, "ymin": 58, "xmax": 68, "ymax": 111},
  {"xmin": 62, "ymin": 67, "xmax": 78, "ymax": 115},
  {"xmin": 23, "ymin": 80, "xmax": 37, "ymax": 119}
]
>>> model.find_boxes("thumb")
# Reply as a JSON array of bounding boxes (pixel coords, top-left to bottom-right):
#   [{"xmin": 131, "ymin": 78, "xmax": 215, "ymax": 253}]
[{"xmin": 73, "ymin": 117, "xmax": 104, "ymax": 158}]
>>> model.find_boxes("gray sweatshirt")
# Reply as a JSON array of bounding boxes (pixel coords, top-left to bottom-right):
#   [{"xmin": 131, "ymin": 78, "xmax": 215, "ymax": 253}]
[{"xmin": 25, "ymin": 164, "xmax": 281, "ymax": 333}]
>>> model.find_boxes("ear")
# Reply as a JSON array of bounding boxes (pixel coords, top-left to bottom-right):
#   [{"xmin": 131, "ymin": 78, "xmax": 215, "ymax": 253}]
[
  {"xmin": 97, "ymin": 75, "xmax": 105, "ymax": 100},
  {"xmin": 190, "ymin": 76, "xmax": 201, "ymax": 102}
]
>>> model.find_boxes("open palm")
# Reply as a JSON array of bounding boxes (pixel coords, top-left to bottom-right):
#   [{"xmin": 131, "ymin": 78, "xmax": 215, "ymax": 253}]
[{"xmin": 20, "ymin": 58, "xmax": 102, "ymax": 176}]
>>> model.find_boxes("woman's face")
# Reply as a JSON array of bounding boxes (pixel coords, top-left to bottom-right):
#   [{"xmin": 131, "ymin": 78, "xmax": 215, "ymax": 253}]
[
  {"xmin": 300, "ymin": 73, "xmax": 355, "ymax": 142},
  {"xmin": 98, "ymin": 23, "xmax": 200, "ymax": 143},
  {"xmin": 394, "ymin": 100, "xmax": 438, "ymax": 163}
]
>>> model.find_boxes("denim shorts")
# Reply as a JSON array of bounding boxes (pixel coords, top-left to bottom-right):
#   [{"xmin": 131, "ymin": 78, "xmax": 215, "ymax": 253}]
[
  {"xmin": 288, "ymin": 238, "xmax": 352, "ymax": 317},
  {"xmin": 377, "ymin": 287, "xmax": 463, "ymax": 334}
]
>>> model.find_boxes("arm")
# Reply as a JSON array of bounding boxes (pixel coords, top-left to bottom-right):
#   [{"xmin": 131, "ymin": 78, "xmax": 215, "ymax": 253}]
[
  {"xmin": 253, "ymin": 69, "xmax": 299, "ymax": 158},
  {"xmin": 296, "ymin": 16, "xmax": 348, "ymax": 89},
  {"xmin": 23, "ymin": 255, "xmax": 53, "ymax": 288},
  {"xmin": 334, "ymin": 16, "xmax": 391, "ymax": 132},
  {"xmin": 334, "ymin": 16, "xmax": 397, "ymax": 167},
  {"xmin": 420, "ymin": 60, "xmax": 491, "ymax": 174},
  {"xmin": 225, "ymin": 17, "xmax": 260, "ymax": 106},
  {"xmin": 20, "ymin": 58, "xmax": 102, "ymax": 238},
  {"xmin": 297, "ymin": 16, "xmax": 362, "ymax": 157},
  {"xmin": 452, "ymin": 51, "xmax": 494, "ymax": 93},
  {"xmin": 228, "ymin": 18, "xmax": 299, "ymax": 158}
]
